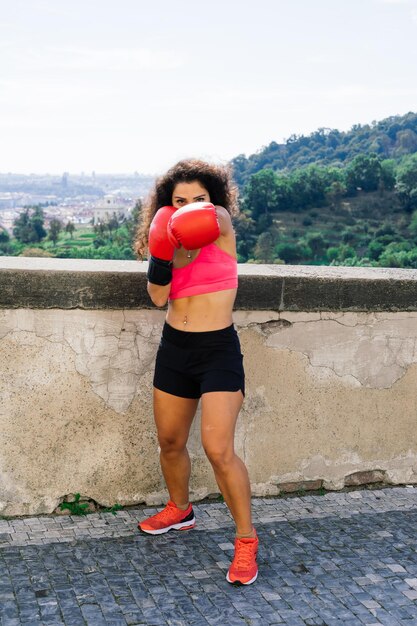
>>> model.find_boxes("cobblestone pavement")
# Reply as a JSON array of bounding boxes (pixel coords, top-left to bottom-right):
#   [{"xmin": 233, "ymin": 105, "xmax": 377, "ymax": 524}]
[{"xmin": 1, "ymin": 486, "xmax": 417, "ymax": 626}]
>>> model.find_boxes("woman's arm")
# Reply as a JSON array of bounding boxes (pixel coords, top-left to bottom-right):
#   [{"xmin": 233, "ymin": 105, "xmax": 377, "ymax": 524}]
[
  {"xmin": 145, "ymin": 205, "xmax": 177, "ymax": 307},
  {"xmin": 147, "ymin": 281, "xmax": 171, "ymax": 307}
]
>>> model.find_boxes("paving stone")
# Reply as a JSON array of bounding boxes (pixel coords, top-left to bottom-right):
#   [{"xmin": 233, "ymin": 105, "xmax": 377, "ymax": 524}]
[
  {"xmin": 1, "ymin": 487, "xmax": 417, "ymax": 624},
  {"xmin": 403, "ymin": 589, "xmax": 417, "ymax": 600}
]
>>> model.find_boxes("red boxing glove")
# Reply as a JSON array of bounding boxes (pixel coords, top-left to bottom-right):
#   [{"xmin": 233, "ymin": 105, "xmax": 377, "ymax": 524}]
[
  {"xmin": 167, "ymin": 202, "xmax": 220, "ymax": 250},
  {"xmin": 148, "ymin": 205, "xmax": 177, "ymax": 261}
]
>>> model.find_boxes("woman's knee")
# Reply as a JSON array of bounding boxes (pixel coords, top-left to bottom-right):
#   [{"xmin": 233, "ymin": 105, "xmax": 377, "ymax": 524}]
[
  {"xmin": 158, "ymin": 433, "xmax": 188, "ymax": 454},
  {"xmin": 203, "ymin": 441, "xmax": 234, "ymax": 469}
]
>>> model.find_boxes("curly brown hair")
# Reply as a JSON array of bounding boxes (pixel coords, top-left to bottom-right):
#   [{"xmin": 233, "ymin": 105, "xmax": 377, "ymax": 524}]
[{"xmin": 133, "ymin": 158, "xmax": 239, "ymax": 259}]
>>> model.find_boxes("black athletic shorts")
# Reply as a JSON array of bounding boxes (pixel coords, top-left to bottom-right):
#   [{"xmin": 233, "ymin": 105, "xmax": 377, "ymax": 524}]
[{"xmin": 153, "ymin": 322, "xmax": 245, "ymax": 399}]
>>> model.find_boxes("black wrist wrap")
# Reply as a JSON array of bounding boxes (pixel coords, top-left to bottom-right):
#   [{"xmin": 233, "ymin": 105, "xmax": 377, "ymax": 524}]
[{"xmin": 147, "ymin": 256, "xmax": 172, "ymax": 286}]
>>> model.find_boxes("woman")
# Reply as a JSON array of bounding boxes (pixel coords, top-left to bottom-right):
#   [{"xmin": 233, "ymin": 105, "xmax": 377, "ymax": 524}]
[{"xmin": 134, "ymin": 159, "xmax": 258, "ymax": 585}]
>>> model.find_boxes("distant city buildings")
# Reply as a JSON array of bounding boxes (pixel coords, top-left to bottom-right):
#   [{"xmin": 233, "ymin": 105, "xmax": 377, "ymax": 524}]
[
  {"xmin": 93, "ymin": 195, "xmax": 132, "ymax": 224},
  {"xmin": 0, "ymin": 171, "xmax": 153, "ymax": 233}
]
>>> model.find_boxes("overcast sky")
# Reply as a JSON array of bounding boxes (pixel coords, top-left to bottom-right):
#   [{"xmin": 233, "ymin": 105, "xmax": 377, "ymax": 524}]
[{"xmin": 1, "ymin": 0, "xmax": 416, "ymax": 175}]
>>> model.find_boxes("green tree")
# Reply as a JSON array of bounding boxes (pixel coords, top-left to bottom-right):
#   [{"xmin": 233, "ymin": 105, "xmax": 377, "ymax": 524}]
[
  {"xmin": 326, "ymin": 247, "xmax": 340, "ymax": 263},
  {"xmin": 232, "ymin": 212, "xmax": 257, "ymax": 261},
  {"xmin": 0, "ymin": 227, "xmax": 10, "ymax": 244},
  {"xmin": 48, "ymin": 218, "xmax": 63, "ymax": 245},
  {"xmin": 288, "ymin": 165, "xmax": 322, "ymax": 209},
  {"xmin": 274, "ymin": 242, "xmax": 307, "ymax": 263},
  {"xmin": 107, "ymin": 213, "xmax": 120, "ymax": 237},
  {"xmin": 65, "ymin": 221, "xmax": 76, "ymax": 238},
  {"xmin": 13, "ymin": 208, "xmax": 36, "ymax": 243},
  {"xmin": 380, "ymin": 159, "xmax": 396, "ymax": 191},
  {"xmin": 253, "ymin": 232, "xmax": 275, "ymax": 262},
  {"xmin": 395, "ymin": 129, "xmax": 417, "ymax": 155},
  {"xmin": 0, "ymin": 227, "xmax": 11, "ymax": 255},
  {"xmin": 327, "ymin": 244, "xmax": 356, "ymax": 264},
  {"xmin": 31, "ymin": 206, "xmax": 47, "ymax": 241},
  {"xmin": 242, "ymin": 169, "xmax": 279, "ymax": 218},
  {"xmin": 126, "ymin": 199, "xmax": 142, "ymax": 245},
  {"xmin": 326, "ymin": 180, "xmax": 347, "ymax": 207},
  {"xmin": 304, "ymin": 232, "xmax": 327, "ymax": 262},
  {"xmin": 93, "ymin": 221, "xmax": 107, "ymax": 237},
  {"xmin": 341, "ymin": 229, "xmax": 357, "ymax": 245},
  {"xmin": 93, "ymin": 236, "xmax": 107, "ymax": 249},
  {"xmin": 408, "ymin": 210, "xmax": 417, "ymax": 238},
  {"xmin": 378, "ymin": 241, "xmax": 414, "ymax": 267},
  {"xmin": 345, "ymin": 153, "xmax": 383, "ymax": 193},
  {"xmin": 367, "ymin": 240, "xmax": 385, "ymax": 260},
  {"xmin": 396, "ymin": 154, "xmax": 417, "ymax": 211}
]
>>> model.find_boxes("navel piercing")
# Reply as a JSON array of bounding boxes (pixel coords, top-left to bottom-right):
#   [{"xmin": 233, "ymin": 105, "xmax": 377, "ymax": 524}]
[
  {"xmin": 187, "ymin": 250, "xmax": 192, "ymax": 258},
  {"xmin": 183, "ymin": 315, "xmax": 188, "ymax": 326}
]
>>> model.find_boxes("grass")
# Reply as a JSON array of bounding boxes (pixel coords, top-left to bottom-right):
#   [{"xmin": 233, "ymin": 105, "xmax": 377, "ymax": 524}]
[
  {"xmin": 59, "ymin": 493, "xmax": 90, "ymax": 516},
  {"xmin": 59, "ymin": 493, "xmax": 124, "ymax": 516},
  {"xmin": 42, "ymin": 227, "xmax": 96, "ymax": 250}
]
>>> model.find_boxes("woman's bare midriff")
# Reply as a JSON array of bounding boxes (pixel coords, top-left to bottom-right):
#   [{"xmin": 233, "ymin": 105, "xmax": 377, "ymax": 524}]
[{"xmin": 166, "ymin": 288, "xmax": 237, "ymax": 331}]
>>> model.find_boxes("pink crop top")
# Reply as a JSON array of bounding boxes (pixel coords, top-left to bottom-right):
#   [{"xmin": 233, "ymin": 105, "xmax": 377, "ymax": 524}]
[{"xmin": 169, "ymin": 242, "xmax": 238, "ymax": 300}]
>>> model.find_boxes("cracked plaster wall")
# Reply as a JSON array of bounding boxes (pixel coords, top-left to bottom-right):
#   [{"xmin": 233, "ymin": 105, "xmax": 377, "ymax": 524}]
[{"xmin": 1, "ymin": 307, "xmax": 417, "ymax": 516}]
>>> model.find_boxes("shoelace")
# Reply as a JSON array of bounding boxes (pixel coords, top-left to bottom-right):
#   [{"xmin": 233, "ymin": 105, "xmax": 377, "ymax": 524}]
[
  {"xmin": 151, "ymin": 502, "xmax": 184, "ymax": 523},
  {"xmin": 234, "ymin": 539, "xmax": 256, "ymax": 569}
]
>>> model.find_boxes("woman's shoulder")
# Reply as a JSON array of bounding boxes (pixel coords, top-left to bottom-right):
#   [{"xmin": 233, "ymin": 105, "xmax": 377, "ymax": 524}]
[
  {"xmin": 214, "ymin": 207, "xmax": 237, "ymax": 258},
  {"xmin": 215, "ymin": 204, "xmax": 232, "ymax": 222},
  {"xmin": 215, "ymin": 205, "xmax": 235, "ymax": 237}
]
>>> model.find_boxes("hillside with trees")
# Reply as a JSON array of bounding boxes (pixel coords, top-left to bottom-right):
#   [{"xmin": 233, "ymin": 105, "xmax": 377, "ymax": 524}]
[
  {"xmin": 231, "ymin": 112, "xmax": 417, "ymax": 186},
  {"xmin": 232, "ymin": 112, "xmax": 417, "ymax": 268}
]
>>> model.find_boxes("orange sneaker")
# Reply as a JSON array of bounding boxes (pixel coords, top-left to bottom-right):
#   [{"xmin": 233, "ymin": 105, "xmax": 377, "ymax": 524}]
[
  {"xmin": 226, "ymin": 530, "xmax": 259, "ymax": 585},
  {"xmin": 138, "ymin": 500, "xmax": 195, "ymax": 535}
]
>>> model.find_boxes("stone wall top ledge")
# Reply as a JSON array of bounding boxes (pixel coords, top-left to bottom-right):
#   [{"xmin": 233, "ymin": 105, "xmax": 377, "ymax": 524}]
[{"xmin": 1, "ymin": 256, "xmax": 417, "ymax": 311}]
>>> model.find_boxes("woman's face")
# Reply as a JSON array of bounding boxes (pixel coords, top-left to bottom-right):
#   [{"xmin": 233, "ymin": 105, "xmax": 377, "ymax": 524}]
[{"xmin": 172, "ymin": 180, "xmax": 210, "ymax": 210}]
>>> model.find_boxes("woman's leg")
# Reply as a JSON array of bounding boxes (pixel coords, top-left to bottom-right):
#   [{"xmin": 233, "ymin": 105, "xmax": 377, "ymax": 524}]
[
  {"xmin": 200, "ymin": 390, "xmax": 253, "ymax": 536},
  {"xmin": 153, "ymin": 388, "xmax": 199, "ymax": 508}
]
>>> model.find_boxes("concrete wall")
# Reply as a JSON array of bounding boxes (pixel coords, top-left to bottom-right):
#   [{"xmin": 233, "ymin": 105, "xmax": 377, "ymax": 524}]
[{"xmin": 1, "ymin": 257, "xmax": 417, "ymax": 516}]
